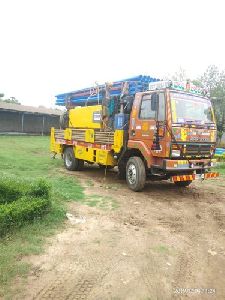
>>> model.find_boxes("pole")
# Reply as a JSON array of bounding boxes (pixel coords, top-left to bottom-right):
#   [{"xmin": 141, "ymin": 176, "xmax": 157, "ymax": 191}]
[
  {"xmin": 21, "ymin": 113, "xmax": 24, "ymax": 133},
  {"xmin": 42, "ymin": 115, "xmax": 45, "ymax": 136}
]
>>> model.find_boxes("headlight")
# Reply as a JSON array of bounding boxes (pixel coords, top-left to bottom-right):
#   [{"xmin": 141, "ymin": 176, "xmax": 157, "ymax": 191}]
[{"xmin": 171, "ymin": 149, "xmax": 181, "ymax": 157}]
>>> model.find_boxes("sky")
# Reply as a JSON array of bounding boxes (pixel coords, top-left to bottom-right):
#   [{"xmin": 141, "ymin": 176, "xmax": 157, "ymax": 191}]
[{"xmin": 0, "ymin": 0, "xmax": 225, "ymax": 108}]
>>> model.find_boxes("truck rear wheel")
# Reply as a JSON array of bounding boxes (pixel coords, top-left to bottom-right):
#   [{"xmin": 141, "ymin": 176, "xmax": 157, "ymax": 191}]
[
  {"xmin": 126, "ymin": 157, "xmax": 146, "ymax": 191},
  {"xmin": 174, "ymin": 180, "xmax": 192, "ymax": 187},
  {"xmin": 64, "ymin": 147, "xmax": 84, "ymax": 171}
]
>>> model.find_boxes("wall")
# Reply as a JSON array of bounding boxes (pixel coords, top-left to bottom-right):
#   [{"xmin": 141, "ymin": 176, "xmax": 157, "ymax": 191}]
[{"xmin": 0, "ymin": 111, "xmax": 60, "ymax": 134}]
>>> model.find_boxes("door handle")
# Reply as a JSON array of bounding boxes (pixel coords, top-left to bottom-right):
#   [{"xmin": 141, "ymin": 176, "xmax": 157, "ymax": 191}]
[{"xmin": 130, "ymin": 130, "xmax": 135, "ymax": 136}]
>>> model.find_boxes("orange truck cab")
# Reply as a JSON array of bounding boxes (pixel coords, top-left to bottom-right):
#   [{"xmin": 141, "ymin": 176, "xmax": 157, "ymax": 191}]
[{"xmin": 119, "ymin": 81, "xmax": 219, "ymax": 190}]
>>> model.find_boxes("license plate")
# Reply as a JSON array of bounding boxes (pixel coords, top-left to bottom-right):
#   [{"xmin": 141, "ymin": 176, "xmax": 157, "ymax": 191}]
[{"xmin": 195, "ymin": 174, "xmax": 205, "ymax": 180}]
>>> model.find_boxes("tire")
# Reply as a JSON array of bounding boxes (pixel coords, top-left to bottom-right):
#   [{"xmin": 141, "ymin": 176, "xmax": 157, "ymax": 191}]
[
  {"xmin": 63, "ymin": 147, "xmax": 84, "ymax": 171},
  {"xmin": 126, "ymin": 157, "xmax": 146, "ymax": 191},
  {"xmin": 174, "ymin": 180, "xmax": 192, "ymax": 187}
]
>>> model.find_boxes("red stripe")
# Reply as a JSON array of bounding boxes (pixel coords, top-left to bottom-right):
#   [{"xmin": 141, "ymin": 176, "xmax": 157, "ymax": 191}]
[{"xmin": 55, "ymin": 138, "xmax": 112, "ymax": 150}]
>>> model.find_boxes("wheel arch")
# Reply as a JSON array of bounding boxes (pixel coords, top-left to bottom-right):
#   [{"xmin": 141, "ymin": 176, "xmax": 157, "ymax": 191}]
[{"xmin": 119, "ymin": 147, "xmax": 148, "ymax": 170}]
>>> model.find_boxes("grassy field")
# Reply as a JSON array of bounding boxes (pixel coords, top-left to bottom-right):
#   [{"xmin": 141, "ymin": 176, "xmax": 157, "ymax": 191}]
[
  {"xmin": 0, "ymin": 136, "xmax": 85, "ymax": 297},
  {"xmin": 215, "ymin": 161, "xmax": 225, "ymax": 175}
]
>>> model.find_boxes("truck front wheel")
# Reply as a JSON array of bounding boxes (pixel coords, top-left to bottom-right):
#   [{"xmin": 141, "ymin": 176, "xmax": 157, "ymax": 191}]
[
  {"xmin": 64, "ymin": 147, "xmax": 84, "ymax": 171},
  {"xmin": 126, "ymin": 157, "xmax": 146, "ymax": 191}
]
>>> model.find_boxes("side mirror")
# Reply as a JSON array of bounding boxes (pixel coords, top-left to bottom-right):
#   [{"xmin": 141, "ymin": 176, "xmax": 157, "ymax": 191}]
[
  {"xmin": 124, "ymin": 96, "xmax": 134, "ymax": 113},
  {"xmin": 151, "ymin": 93, "xmax": 159, "ymax": 111}
]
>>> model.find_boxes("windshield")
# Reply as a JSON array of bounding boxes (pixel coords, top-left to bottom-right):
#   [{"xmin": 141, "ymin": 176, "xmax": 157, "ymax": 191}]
[{"xmin": 170, "ymin": 92, "xmax": 214, "ymax": 124}]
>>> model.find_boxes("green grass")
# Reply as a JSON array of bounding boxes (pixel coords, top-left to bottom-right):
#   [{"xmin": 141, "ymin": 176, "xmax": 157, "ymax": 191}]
[
  {"xmin": 215, "ymin": 162, "xmax": 225, "ymax": 175},
  {"xmin": 85, "ymin": 194, "xmax": 118, "ymax": 209},
  {"xmin": 0, "ymin": 136, "xmax": 85, "ymax": 297},
  {"xmin": 152, "ymin": 245, "xmax": 169, "ymax": 254},
  {"xmin": 0, "ymin": 136, "xmax": 84, "ymax": 198}
]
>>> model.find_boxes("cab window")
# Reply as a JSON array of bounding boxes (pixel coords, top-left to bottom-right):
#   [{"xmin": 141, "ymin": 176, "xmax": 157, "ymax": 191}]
[
  {"xmin": 139, "ymin": 95, "xmax": 156, "ymax": 119},
  {"xmin": 139, "ymin": 93, "xmax": 165, "ymax": 120},
  {"xmin": 158, "ymin": 93, "xmax": 165, "ymax": 121}
]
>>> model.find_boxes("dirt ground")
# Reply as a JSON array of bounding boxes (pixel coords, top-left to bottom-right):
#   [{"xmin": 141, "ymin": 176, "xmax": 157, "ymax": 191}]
[{"xmin": 18, "ymin": 166, "xmax": 225, "ymax": 299}]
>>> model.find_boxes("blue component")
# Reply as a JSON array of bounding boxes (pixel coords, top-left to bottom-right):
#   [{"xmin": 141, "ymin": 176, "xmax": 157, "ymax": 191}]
[
  {"xmin": 114, "ymin": 113, "xmax": 129, "ymax": 130},
  {"xmin": 55, "ymin": 75, "xmax": 160, "ymax": 106},
  {"xmin": 215, "ymin": 148, "xmax": 225, "ymax": 155}
]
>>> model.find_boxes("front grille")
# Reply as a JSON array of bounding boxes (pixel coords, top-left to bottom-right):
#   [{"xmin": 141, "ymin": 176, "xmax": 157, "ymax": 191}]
[{"xmin": 184, "ymin": 144, "xmax": 211, "ymax": 156}]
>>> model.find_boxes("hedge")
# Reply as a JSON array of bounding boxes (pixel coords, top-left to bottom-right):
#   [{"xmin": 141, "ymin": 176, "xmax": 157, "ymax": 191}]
[
  {"xmin": 0, "ymin": 196, "xmax": 51, "ymax": 237},
  {"xmin": 0, "ymin": 178, "xmax": 50, "ymax": 205},
  {"xmin": 215, "ymin": 154, "xmax": 225, "ymax": 162},
  {"xmin": 0, "ymin": 177, "xmax": 25, "ymax": 204},
  {"xmin": 0, "ymin": 177, "xmax": 51, "ymax": 237},
  {"xmin": 27, "ymin": 179, "xmax": 51, "ymax": 199}
]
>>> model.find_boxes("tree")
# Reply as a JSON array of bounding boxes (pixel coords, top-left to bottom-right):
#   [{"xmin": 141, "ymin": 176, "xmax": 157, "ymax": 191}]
[
  {"xmin": 171, "ymin": 67, "xmax": 188, "ymax": 81},
  {"xmin": 200, "ymin": 65, "xmax": 225, "ymax": 143},
  {"xmin": 0, "ymin": 96, "xmax": 21, "ymax": 105}
]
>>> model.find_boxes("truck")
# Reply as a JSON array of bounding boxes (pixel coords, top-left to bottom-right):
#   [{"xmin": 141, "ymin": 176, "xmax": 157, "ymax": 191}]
[{"xmin": 51, "ymin": 75, "xmax": 219, "ymax": 191}]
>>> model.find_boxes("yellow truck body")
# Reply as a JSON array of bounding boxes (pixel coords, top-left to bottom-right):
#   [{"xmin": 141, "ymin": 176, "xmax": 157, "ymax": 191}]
[
  {"xmin": 69, "ymin": 105, "xmax": 102, "ymax": 129},
  {"xmin": 51, "ymin": 127, "xmax": 123, "ymax": 166}
]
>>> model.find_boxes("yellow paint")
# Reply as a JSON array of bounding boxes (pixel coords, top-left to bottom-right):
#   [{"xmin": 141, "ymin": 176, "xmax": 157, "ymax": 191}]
[
  {"xmin": 69, "ymin": 105, "xmax": 102, "ymax": 129},
  {"xmin": 64, "ymin": 128, "xmax": 72, "ymax": 140},
  {"xmin": 211, "ymin": 131, "xmax": 216, "ymax": 142},
  {"xmin": 74, "ymin": 145, "xmax": 116, "ymax": 166},
  {"xmin": 85, "ymin": 129, "xmax": 95, "ymax": 143},
  {"xmin": 142, "ymin": 122, "xmax": 148, "ymax": 131},
  {"xmin": 131, "ymin": 107, "xmax": 137, "ymax": 118},
  {"xmin": 158, "ymin": 127, "xmax": 164, "ymax": 136},
  {"xmin": 113, "ymin": 130, "xmax": 124, "ymax": 153},
  {"xmin": 96, "ymin": 149, "xmax": 116, "ymax": 166},
  {"xmin": 50, "ymin": 127, "xmax": 63, "ymax": 154},
  {"xmin": 211, "ymin": 108, "xmax": 216, "ymax": 124},
  {"xmin": 75, "ymin": 145, "xmax": 88, "ymax": 160},
  {"xmin": 181, "ymin": 128, "xmax": 187, "ymax": 141},
  {"xmin": 179, "ymin": 160, "xmax": 188, "ymax": 164},
  {"xmin": 171, "ymin": 99, "xmax": 177, "ymax": 122},
  {"xmin": 171, "ymin": 160, "xmax": 189, "ymax": 166}
]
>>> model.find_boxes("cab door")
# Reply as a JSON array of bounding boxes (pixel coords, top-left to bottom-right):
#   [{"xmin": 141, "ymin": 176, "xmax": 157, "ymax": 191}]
[{"xmin": 129, "ymin": 92, "xmax": 166, "ymax": 155}]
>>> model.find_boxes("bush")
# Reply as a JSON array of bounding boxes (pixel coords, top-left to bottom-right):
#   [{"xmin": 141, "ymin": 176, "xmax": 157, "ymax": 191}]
[
  {"xmin": 0, "ymin": 177, "xmax": 26, "ymax": 204},
  {"xmin": 0, "ymin": 178, "xmax": 51, "ymax": 204},
  {"xmin": 0, "ymin": 196, "xmax": 51, "ymax": 237},
  {"xmin": 0, "ymin": 177, "xmax": 52, "ymax": 237},
  {"xmin": 27, "ymin": 179, "xmax": 51, "ymax": 199},
  {"xmin": 215, "ymin": 153, "xmax": 225, "ymax": 162}
]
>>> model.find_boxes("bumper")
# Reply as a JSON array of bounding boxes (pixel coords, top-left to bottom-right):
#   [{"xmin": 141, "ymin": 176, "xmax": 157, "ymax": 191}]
[
  {"xmin": 171, "ymin": 172, "xmax": 219, "ymax": 182},
  {"xmin": 163, "ymin": 158, "xmax": 216, "ymax": 171}
]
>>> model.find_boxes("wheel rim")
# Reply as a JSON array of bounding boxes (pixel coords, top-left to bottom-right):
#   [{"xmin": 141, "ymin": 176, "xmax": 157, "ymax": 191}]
[
  {"xmin": 127, "ymin": 163, "xmax": 137, "ymax": 185},
  {"xmin": 65, "ymin": 152, "xmax": 73, "ymax": 167}
]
